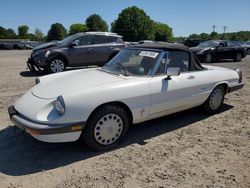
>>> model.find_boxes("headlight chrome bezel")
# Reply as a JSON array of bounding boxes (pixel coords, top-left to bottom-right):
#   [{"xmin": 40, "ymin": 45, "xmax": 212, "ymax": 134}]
[{"xmin": 55, "ymin": 95, "xmax": 65, "ymax": 116}]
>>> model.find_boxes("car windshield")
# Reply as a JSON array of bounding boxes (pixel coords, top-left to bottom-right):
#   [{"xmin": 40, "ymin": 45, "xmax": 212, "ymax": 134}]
[
  {"xmin": 197, "ymin": 41, "xmax": 220, "ymax": 48},
  {"xmin": 59, "ymin": 34, "xmax": 80, "ymax": 45},
  {"xmin": 102, "ymin": 49, "xmax": 160, "ymax": 76}
]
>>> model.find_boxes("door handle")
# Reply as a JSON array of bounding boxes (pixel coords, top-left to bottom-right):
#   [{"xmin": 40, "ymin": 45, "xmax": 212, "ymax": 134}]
[
  {"xmin": 187, "ymin": 75, "xmax": 195, "ymax": 79},
  {"xmin": 88, "ymin": 48, "xmax": 93, "ymax": 52},
  {"xmin": 109, "ymin": 47, "xmax": 114, "ymax": 50}
]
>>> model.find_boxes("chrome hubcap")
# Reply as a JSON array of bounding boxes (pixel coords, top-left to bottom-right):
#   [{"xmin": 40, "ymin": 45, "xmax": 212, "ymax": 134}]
[
  {"xmin": 210, "ymin": 88, "xmax": 223, "ymax": 110},
  {"xmin": 50, "ymin": 59, "xmax": 64, "ymax": 72},
  {"xmin": 94, "ymin": 113, "xmax": 123, "ymax": 145}
]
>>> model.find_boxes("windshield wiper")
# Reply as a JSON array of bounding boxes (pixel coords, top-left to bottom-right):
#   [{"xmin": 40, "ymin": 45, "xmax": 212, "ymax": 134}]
[{"xmin": 116, "ymin": 62, "xmax": 128, "ymax": 76}]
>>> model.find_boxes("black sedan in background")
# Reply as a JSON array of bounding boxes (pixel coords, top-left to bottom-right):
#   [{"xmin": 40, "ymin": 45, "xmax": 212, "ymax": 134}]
[{"xmin": 191, "ymin": 40, "xmax": 247, "ymax": 63}]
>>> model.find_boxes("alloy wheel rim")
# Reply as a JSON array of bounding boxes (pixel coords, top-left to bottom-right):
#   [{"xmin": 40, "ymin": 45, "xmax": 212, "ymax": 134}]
[
  {"xmin": 210, "ymin": 88, "xmax": 223, "ymax": 110},
  {"xmin": 236, "ymin": 53, "xmax": 241, "ymax": 61},
  {"xmin": 50, "ymin": 59, "xmax": 64, "ymax": 72},
  {"xmin": 94, "ymin": 113, "xmax": 123, "ymax": 145},
  {"xmin": 206, "ymin": 54, "xmax": 212, "ymax": 63}
]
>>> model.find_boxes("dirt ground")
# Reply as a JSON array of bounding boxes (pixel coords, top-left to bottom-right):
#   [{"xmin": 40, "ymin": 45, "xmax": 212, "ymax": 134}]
[{"xmin": 0, "ymin": 50, "xmax": 249, "ymax": 188}]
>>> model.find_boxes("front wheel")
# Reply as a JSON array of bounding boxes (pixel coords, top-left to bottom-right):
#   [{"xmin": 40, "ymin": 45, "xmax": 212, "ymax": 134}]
[
  {"xmin": 201, "ymin": 85, "xmax": 225, "ymax": 113},
  {"xmin": 234, "ymin": 53, "xmax": 242, "ymax": 62},
  {"xmin": 47, "ymin": 57, "xmax": 66, "ymax": 73},
  {"xmin": 81, "ymin": 105, "xmax": 129, "ymax": 151},
  {"xmin": 204, "ymin": 53, "xmax": 212, "ymax": 63}
]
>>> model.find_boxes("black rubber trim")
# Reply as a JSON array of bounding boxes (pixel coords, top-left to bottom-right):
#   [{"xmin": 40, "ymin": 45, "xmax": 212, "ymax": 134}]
[
  {"xmin": 8, "ymin": 106, "xmax": 18, "ymax": 117},
  {"xmin": 228, "ymin": 83, "xmax": 244, "ymax": 93}
]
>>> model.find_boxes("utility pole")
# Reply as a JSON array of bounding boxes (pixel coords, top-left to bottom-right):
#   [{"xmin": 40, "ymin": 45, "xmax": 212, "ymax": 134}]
[
  {"xmin": 222, "ymin": 26, "xmax": 228, "ymax": 34},
  {"xmin": 212, "ymin": 25, "xmax": 217, "ymax": 32}
]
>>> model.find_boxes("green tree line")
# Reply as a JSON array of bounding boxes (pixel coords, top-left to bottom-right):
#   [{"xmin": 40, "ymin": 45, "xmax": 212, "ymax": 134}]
[
  {"xmin": 0, "ymin": 6, "xmax": 173, "ymax": 42},
  {"xmin": 174, "ymin": 31, "xmax": 250, "ymax": 43},
  {"xmin": 1, "ymin": 6, "xmax": 249, "ymax": 43}
]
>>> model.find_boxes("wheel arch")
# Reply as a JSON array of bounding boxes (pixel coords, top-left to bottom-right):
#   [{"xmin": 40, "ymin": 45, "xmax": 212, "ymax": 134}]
[
  {"xmin": 86, "ymin": 101, "xmax": 133, "ymax": 125},
  {"xmin": 212, "ymin": 82, "xmax": 229, "ymax": 94}
]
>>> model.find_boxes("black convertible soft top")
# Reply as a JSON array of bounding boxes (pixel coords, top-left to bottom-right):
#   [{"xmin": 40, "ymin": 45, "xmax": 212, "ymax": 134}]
[{"xmin": 130, "ymin": 42, "xmax": 204, "ymax": 71}]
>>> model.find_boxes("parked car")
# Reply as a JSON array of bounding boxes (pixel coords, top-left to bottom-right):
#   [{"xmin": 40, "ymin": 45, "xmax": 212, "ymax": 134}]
[
  {"xmin": 191, "ymin": 40, "xmax": 247, "ymax": 63},
  {"xmin": 9, "ymin": 43, "xmax": 244, "ymax": 150},
  {"xmin": 13, "ymin": 43, "xmax": 32, "ymax": 49},
  {"xmin": 0, "ymin": 43, "xmax": 12, "ymax": 50},
  {"xmin": 184, "ymin": 39, "xmax": 205, "ymax": 47},
  {"xmin": 27, "ymin": 32, "xmax": 127, "ymax": 73},
  {"xmin": 138, "ymin": 40, "xmax": 154, "ymax": 44},
  {"xmin": 239, "ymin": 41, "xmax": 250, "ymax": 55}
]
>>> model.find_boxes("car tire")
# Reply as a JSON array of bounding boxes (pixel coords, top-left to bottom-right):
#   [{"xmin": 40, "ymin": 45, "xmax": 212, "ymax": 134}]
[
  {"xmin": 201, "ymin": 85, "xmax": 225, "ymax": 114},
  {"xmin": 47, "ymin": 57, "xmax": 66, "ymax": 73},
  {"xmin": 247, "ymin": 49, "xmax": 250, "ymax": 55},
  {"xmin": 204, "ymin": 53, "xmax": 212, "ymax": 63},
  {"xmin": 81, "ymin": 105, "xmax": 129, "ymax": 151},
  {"xmin": 234, "ymin": 53, "xmax": 242, "ymax": 62}
]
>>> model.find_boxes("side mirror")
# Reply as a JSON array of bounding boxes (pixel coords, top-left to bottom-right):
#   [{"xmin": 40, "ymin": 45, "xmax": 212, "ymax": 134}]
[
  {"xmin": 164, "ymin": 67, "xmax": 181, "ymax": 80},
  {"xmin": 69, "ymin": 41, "xmax": 77, "ymax": 47}
]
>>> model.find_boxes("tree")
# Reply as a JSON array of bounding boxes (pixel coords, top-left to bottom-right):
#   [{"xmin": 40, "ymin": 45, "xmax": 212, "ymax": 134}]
[
  {"xmin": 69, "ymin": 23, "xmax": 87, "ymax": 35},
  {"xmin": 188, "ymin": 34, "xmax": 199, "ymax": 39},
  {"xmin": 34, "ymin": 28, "xmax": 44, "ymax": 41},
  {"xmin": 154, "ymin": 22, "xmax": 173, "ymax": 42},
  {"xmin": 210, "ymin": 31, "xmax": 218, "ymax": 39},
  {"xmin": 47, "ymin": 23, "xmax": 67, "ymax": 41},
  {"xmin": 6, "ymin": 28, "xmax": 16, "ymax": 39},
  {"xmin": 199, "ymin": 33, "xmax": 210, "ymax": 40},
  {"xmin": 18, "ymin": 25, "xmax": 29, "ymax": 38},
  {"xmin": 0, "ymin": 26, "xmax": 7, "ymax": 39},
  {"xmin": 85, "ymin": 14, "xmax": 108, "ymax": 31},
  {"xmin": 111, "ymin": 6, "xmax": 154, "ymax": 41}
]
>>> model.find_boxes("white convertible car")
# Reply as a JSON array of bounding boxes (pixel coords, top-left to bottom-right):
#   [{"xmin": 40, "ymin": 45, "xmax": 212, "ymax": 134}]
[{"xmin": 9, "ymin": 43, "xmax": 244, "ymax": 150}]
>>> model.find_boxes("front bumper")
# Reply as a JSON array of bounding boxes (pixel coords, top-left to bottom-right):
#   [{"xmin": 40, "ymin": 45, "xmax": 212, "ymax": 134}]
[
  {"xmin": 8, "ymin": 106, "xmax": 85, "ymax": 142},
  {"xmin": 228, "ymin": 83, "xmax": 244, "ymax": 93}
]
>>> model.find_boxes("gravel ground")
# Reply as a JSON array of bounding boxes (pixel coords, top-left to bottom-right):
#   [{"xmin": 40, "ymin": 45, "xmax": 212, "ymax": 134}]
[{"xmin": 0, "ymin": 50, "xmax": 249, "ymax": 188}]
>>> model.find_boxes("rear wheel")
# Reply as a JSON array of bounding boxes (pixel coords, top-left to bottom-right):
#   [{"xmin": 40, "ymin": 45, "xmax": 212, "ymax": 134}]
[
  {"xmin": 81, "ymin": 105, "xmax": 129, "ymax": 151},
  {"xmin": 201, "ymin": 85, "xmax": 225, "ymax": 113},
  {"xmin": 47, "ymin": 57, "xmax": 66, "ymax": 73},
  {"xmin": 247, "ymin": 49, "xmax": 250, "ymax": 55},
  {"xmin": 234, "ymin": 53, "xmax": 242, "ymax": 62}
]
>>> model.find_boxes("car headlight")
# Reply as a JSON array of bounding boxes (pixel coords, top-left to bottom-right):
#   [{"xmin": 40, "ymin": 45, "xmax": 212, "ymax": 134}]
[
  {"xmin": 55, "ymin": 95, "xmax": 65, "ymax": 115},
  {"xmin": 45, "ymin": 50, "xmax": 50, "ymax": 58},
  {"xmin": 32, "ymin": 50, "xmax": 44, "ymax": 57},
  {"xmin": 234, "ymin": 68, "xmax": 243, "ymax": 83}
]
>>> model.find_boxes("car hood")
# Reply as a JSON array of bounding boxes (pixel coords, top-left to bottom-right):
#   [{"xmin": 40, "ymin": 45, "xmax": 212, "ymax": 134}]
[
  {"xmin": 33, "ymin": 42, "xmax": 60, "ymax": 51},
  {"xmin": 190, "ymin": 47, "xmax": 211, "ymax": 53},
  {"xmin": 32, "ymin": 69, "xmax": 126, "ymax": 99}
]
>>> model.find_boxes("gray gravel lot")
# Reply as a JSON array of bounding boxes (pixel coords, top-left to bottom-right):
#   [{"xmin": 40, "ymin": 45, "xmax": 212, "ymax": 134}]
[{"xmin": 0, "ymin": 50, "xmax": 249, "ymax": 187}]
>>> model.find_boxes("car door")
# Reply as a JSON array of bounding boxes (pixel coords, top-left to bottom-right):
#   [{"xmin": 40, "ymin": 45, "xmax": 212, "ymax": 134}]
[
  {"xmin": 67, "ymin": 35, "xmax": 97, "ymax": 66},
  {"xmin": 149, "ymin": 51, "xmax": 210, "ymax": 118},
  {"xmin": 90, "ymin": 35, "xmax": 114, "ymax": 66},
  {"xmin": 215, "ymin": 42, "xmax": 233, "ymax": 59}
]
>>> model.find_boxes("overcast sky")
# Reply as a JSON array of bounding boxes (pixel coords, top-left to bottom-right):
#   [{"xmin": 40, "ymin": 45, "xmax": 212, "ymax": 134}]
[{"xmin": 0, "ymin": 0, "xmax": 249, "ymax": 37}]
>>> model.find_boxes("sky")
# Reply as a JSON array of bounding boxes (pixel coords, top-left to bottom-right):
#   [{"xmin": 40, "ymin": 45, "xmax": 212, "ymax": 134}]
[{"xmin": 0, "ymin": 0, "xmax": 249, "ymax": 37}]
